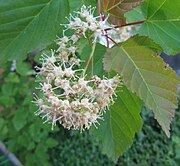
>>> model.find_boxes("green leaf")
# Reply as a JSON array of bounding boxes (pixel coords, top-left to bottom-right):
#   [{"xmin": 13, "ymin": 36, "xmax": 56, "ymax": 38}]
[
  {"xmin": 125, "ymin": 6, "xmax": 144, "ymax": 22},
  {"xmin": 101, "ymin": 0, "xmax": 144, "ymax": 25},
  {"xmin": 92, "ymin": 86, "xmax": 142, "ymax": 162},
  {"xmin": 46, "ymin": 138, "xmax": 58, "ymax": 148},
  {"xmin": 16, "ymin": 61, "xmax": 32, "ymax": 76},
  {"xmin": 103, "ymin": 35, "xmax": 179, "ymax": 137},
  {"xmin": 5, "ymin": 73, "xmax": 20, "ymax": 83},
  {"xmin": 35, "ymin": 144, "xmax": 49, "ymax": 161},
  {"xmin": 0, "ymin": 0, "xmax": 69, "ymax": 61},
  {"xmin": 69, "ymin": 0, "xmax": 96, "ymax": 12},
  {"xmin": 12, "ymin": 109, "xmax": 29, "ymax": 131},
  {"xmin": 2, "ymin": 83, "xmax": 18, "ymax": 96},
  {"xmin": 0, "ymin": 96, "xmax": 15, "ymax": 107},
  {"xmin": 126, "ymin": 0, "xmax": 180, "ymax": 55}
]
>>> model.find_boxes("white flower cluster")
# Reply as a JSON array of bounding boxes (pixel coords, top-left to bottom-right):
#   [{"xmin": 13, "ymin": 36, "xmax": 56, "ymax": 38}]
[
  {"xmin": 64, "ymin": 5, "xmax": 110, "ymax": 41},
  {"xmin": 34, "ymin": 5, "xmax": 120, "ymax": 131}
]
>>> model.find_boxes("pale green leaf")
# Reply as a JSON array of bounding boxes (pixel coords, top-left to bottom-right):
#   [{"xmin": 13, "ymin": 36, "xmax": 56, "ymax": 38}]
[
  {"xmin": 103, "ymin": 36, "xmax": 179, "ymax": 137},
  {"xmin": 0, "ymin": 0, "xmax": 69, "ymax": 61},
  {"xmin": 92, "ymin": 86, "xmax": 142, "ymax": 162}
]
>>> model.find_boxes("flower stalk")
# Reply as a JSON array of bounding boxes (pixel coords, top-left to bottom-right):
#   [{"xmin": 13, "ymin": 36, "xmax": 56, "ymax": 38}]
[{"xmin": 83, "ymin": 41, "xmax": 97, "ymax": 76}]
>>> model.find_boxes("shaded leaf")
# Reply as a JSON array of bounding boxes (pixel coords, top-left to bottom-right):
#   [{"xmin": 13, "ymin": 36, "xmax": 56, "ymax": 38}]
[
  {"xmin": 92, "ymin": 86, "xmax": 142, "ymax": 162},
  {"xmin": 0, "ymin": 0, "xmax": 69, "ymax": 61},
  {"xmin": 101, "ymin": 0, "xmax": 144, "ymax": 25},
  {"xmin": 46, "ymin": 138, "xmax": 58, "ymax": 148},
  {"xmin": 12, "ymin": 109, "xmax": 29, "ymax": 131},
  {"xmin": 16, "ymin": 61, "xmax": 32, "ymax": 76},
  {"xmin": 104, "ymin": 35, "xmax": 179, "ymax": 137},
  {"xmin": 0, "ymin": 96, "xmax": 15, "ymax": 107}
]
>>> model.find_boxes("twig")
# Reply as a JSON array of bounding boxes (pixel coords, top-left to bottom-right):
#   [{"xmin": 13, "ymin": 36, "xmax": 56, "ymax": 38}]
[
  {"xmin": 107, "ymin": 36, "xmax": 121, "ymax": 47},
  {"xmin": 105, "ymin": 20, "xmax": 146, "ymax": 31},
  {"xmin": 0, "ymin": 141, "xmax": 23, "ymax": 166}
]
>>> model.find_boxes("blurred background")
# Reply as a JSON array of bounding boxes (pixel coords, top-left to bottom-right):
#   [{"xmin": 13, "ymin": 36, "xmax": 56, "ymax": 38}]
[{"xmin": 0, "ymin": 52, "xmax": 179, "ymax": 166}]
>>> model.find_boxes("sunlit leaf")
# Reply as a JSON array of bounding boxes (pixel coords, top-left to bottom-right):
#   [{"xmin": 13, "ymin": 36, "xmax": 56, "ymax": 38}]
[{"xmin": 104, "ymin": 35, "xmax": 179, "ymax": 137}]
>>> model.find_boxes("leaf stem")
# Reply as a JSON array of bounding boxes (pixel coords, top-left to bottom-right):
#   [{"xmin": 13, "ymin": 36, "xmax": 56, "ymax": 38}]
[
  {"xmin": 91, "ymin": 56, "xmax": 94, "ymax": 76},
  {"xmin": 83, "ymin": 41, "xmax": 97, "ymax": 76},
  {"xmin": 105, "ymin": 20, "xmax": 145, "ymax": 31},
  {"xmin": 107, "ymin": 36, "xmax": 121, "ymax": 47}
]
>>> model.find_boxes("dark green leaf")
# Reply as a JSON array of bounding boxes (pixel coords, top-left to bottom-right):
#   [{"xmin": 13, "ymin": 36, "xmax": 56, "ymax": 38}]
[
  {"xmin": 0, "ymin": 0, "xmax": 69, "ymax": 61},
  {"xmin": 0, "ymin": 96, "xmax": 15, "ymax": 107},
  {"xmin": 92, "ymin": 86, "xmax": 142, "ymax": 162},
  {"xmin": 46, "ymin": 138, "xmax": 58, "ymax": 148},
  {"xmin": 12, "ymin": 109, "xmax": 29, "ymax": 131}
]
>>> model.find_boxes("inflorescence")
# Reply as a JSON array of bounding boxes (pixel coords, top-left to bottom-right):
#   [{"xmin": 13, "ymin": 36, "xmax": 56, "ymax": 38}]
[{"xmin": 33, "ymin": 5, "xmax": 126, "ymax": 131}]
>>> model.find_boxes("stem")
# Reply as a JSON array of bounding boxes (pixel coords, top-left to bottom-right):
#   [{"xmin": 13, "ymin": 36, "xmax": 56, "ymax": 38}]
[
  {"xmin": 105, "ymin": 33, "xmax": 110, "ymax": 48},
  {"xmin": 105, "ymin": 20, "xmax": 145, "ymax": 31},
  {"xmin": 107, "ymin": 36, "xmax": 121, "ymax": 47},
  {"xmin": 91, "ymin": 56, "xmax": 94, "ymax": 76},
  {"xmin": 83, "ymin": 41, "xmax": 97, "ymax": 76},
  {"xmin": 87, "ymin": 35, "xmax": 92, "ymax": 48}
]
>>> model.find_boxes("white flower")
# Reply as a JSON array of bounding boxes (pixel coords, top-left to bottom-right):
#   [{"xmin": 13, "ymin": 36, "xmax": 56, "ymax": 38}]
[
  {"xmin": 40, "ymin": 82, "xmax": 52, "ymax": 92},
  {"xmin": 64, "ymin": 67, "xmax": 75, "ymax": 78},
  {"xmin": 34, "ymin": 5, "xmax": 121, "ymax": 131},
  {"xmin": 48, "ymin": 96, "xmax": 61, "ymax": 107},
  {"xmin": 53, "ymin": 66, "xmax": 64, "ymax": 78}
]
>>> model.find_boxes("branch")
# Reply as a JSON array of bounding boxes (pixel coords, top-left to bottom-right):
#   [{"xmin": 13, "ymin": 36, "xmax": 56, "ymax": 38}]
[
  {"xmin": 105, "ymin": 20, "xmax": 146, "ymax": 31},
  {"xmin": 0, "ymin": 141, "xmax": 23, "ymax": 166}
]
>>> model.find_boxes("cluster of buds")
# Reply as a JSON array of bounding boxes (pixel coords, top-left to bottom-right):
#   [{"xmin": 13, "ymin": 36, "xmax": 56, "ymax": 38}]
[{"xmin": 34, "ymin": 5, "xmax": 121, "ymax": 131}]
